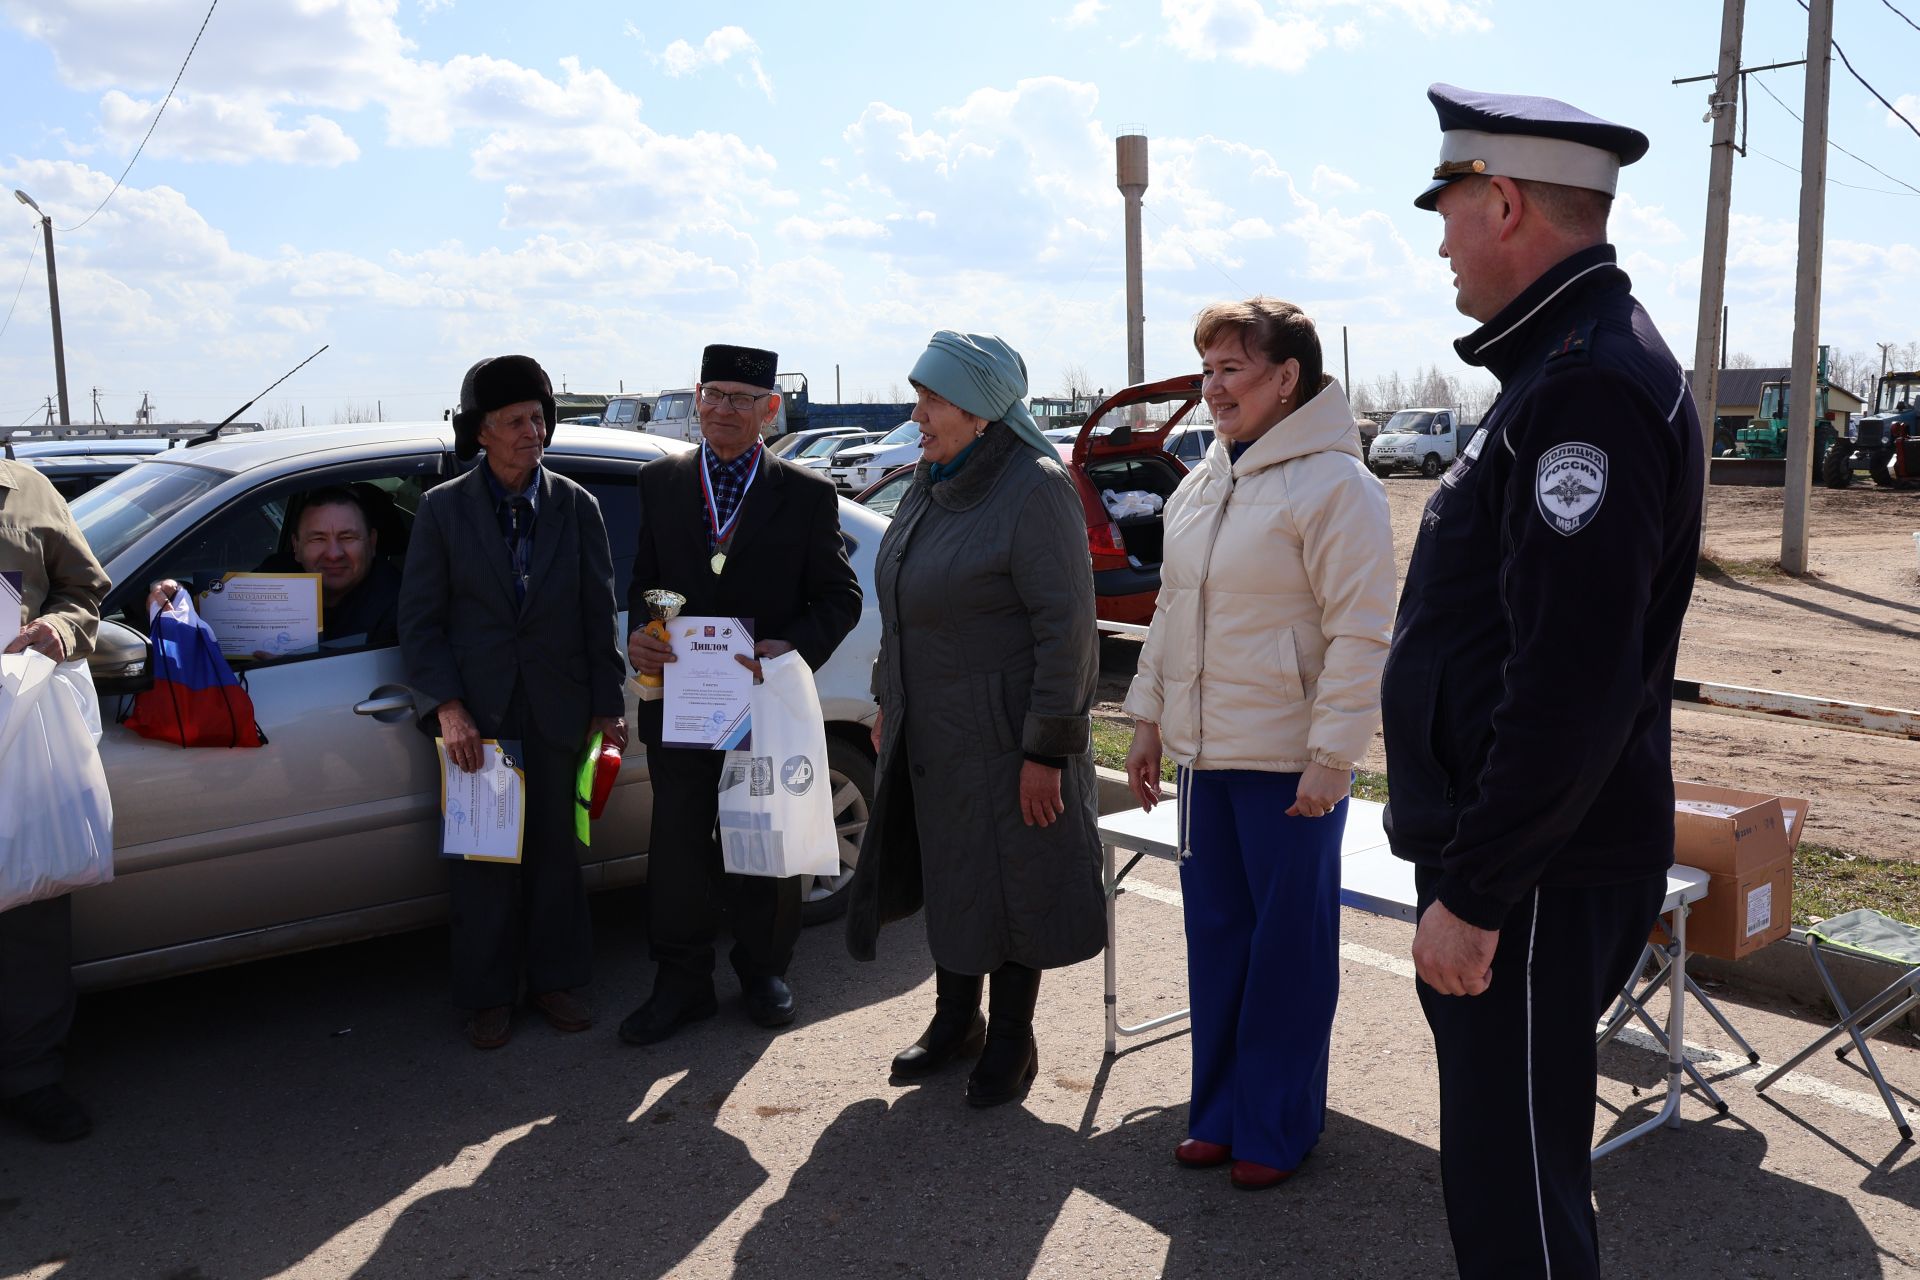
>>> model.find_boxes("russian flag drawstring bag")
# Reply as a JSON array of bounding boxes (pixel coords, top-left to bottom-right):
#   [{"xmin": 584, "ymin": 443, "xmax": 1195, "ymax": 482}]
[{"xmin": 124, "ymin": 587, "xmax": 264, "ymax": 749}]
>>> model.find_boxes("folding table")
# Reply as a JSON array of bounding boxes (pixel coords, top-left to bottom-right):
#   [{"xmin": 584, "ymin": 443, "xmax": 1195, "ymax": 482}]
[{"xmin": 1099, "ymin": 798, "xmax": 1711, "ymax": 1159}]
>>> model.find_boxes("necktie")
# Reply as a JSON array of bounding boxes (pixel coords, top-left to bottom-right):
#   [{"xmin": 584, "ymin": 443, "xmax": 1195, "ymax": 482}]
[{"xmin": 507, "ymin": 497, "xmax": 532, "ymax": 604}]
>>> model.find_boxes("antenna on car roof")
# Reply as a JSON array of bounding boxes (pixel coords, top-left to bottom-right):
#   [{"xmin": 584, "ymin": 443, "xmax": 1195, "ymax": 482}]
[{"xmin": 184, "ymin": 344, "xmax": 330, "ymax": 448}]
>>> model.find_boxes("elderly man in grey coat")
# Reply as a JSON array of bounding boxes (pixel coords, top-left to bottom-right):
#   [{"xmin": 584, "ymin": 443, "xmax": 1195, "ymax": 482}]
[{"xmin": 847, "ymin": 330, "xmax": 1104, "ymax": 1110}]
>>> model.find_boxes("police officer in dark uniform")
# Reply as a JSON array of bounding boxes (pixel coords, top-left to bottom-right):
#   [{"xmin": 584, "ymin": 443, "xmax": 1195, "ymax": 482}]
[{"xmin": 1381, "ymin": 86, "xmax": 1704, "ymax": 1279}]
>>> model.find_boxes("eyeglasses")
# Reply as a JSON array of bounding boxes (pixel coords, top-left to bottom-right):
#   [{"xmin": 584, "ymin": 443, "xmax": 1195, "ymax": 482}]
[{"xmin": 699, "ymin": 387, "xmax": 771, "ymax": 412}]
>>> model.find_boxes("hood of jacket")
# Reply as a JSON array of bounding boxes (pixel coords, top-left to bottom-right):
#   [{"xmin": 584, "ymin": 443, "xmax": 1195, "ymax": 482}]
[{"xmin": 1221, "ymin": 376, "xmax": 1363, "ymax": 478}]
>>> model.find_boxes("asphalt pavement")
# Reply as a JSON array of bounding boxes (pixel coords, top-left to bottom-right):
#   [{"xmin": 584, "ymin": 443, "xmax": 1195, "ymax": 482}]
[{"xmin": 3, "ymin": 862, "xmax": 1919, "ymax": 1279}]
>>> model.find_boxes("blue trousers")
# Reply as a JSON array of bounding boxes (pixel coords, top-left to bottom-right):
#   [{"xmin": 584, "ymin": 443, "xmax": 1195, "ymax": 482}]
[{"xmin": 1178, "ymin": 768, "xmax": 1345, "ymax": 1170}]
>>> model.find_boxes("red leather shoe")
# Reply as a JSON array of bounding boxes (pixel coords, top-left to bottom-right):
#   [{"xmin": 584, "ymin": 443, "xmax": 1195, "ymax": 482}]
[
  {"xmin": 1229, "ymin": 1160, "xmax": 1295, "ymax": 1190},
  {"xmin": 1174, "ymin": 1139, "xmax": 1232, "ymax": 1169}
]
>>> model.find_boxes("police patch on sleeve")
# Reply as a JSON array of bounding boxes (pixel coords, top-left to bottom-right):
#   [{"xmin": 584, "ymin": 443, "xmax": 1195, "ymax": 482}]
[{"xmin": 1535, "ymin": 443, "xmax": 1607, "ymax": 535}]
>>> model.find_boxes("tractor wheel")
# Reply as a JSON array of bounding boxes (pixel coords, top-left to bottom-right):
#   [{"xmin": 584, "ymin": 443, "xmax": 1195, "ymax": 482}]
[
  {"xmin": 1869, "ymin": 446, "xmax": 1896, "ymax": 487},
  {"xmin": 1822, "ymin": 441, "xmax": 1854, "ymax": 489},
  {"xmin": 1421, "ymin": 453, "xmax": 1443, "ymax": 479}
]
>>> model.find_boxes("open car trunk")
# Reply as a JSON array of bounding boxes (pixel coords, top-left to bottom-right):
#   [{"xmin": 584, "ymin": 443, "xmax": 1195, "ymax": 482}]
[{"xmin": 1086, "ymin": 454, "xmax": 1184, "ymax": 566}]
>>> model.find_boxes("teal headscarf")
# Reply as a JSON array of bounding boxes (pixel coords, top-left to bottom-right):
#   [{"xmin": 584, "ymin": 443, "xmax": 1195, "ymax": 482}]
[{"xmin": 908, "ymin": 331, "xmax": 1054, "ymax": 459}]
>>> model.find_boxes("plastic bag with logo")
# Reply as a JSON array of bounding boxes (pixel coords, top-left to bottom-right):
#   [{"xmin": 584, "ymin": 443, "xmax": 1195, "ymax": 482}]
[
  {"xmin": 716, "ymin": 651, "xmax": 839, "ymax": 879},
  {"xmin": 0, "ymin": 650, "xmax": 115, "ymax": 912}
]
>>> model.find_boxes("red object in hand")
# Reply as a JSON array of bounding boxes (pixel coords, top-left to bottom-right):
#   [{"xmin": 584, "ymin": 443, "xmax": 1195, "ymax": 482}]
[{"xmin": 588, "ymin": 744, "xmax": 622, "ymax": 820}]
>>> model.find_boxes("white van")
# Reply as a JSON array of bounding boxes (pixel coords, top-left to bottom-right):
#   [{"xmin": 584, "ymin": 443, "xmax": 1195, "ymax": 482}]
[{"xmin": 1368, "ymin": 407, "xmax": 1466, "ymax": 478}]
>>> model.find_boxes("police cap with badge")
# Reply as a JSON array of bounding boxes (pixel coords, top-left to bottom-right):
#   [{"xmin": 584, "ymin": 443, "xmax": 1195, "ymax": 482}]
[{"xmin": 1413, "ymin": 83, "xmax": 1649, "ymax": 211}]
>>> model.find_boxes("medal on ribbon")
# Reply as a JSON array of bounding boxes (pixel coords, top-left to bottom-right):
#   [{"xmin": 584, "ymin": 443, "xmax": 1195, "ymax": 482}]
[{"xmin": 701, "ymin": 442, "xmax": 762, "ymax": 575}]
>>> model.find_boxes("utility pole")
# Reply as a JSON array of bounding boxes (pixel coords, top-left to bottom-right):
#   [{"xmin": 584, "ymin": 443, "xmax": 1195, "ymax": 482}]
[
  {"xmin": 1780, "ymin": 0, "xmax": 1832, "ymax": 575},
  {"xmin": 13, "ymin": 190, "xmax": 70, "ymax": 426},
  {"xmin": 1722, "ymin": 305, "xmax": 1729, "ymax": 369},
  {"xmin": 1688, "ymin": 0, "xmax": 1744, "ymax": 537},
  {"xmin": 1116, "ymin": 129, "xmax": 1149, "ymax": 388},
  {"xmin": 1342, "ymin": 326, "xmax": 1351, "ymax": 393}
]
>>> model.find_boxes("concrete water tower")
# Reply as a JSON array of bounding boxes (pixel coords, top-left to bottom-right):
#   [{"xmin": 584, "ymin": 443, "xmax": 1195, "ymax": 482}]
[{"xmin": 1116, "ymin": 127, "xmax": 1148, "ymax": 387}]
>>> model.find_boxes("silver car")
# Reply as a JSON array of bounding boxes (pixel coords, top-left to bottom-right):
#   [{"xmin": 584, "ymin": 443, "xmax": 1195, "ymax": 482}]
[{"xmin": 65, "ymin": 423, "xmax": 882, "ymax": 990}]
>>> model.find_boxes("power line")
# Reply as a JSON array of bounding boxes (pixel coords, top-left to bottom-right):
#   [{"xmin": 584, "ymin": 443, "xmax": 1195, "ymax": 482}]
[
  {"xmin": 0, "ymin": 233, "xmax": 40, "ymax": 343},
  {"xmin": 1140, "ymin": 200, "xmax": 1248, "ymax": 296},
  {"xmin": 1881, "ymin": 0, "xmax": 1920, "ymax": 33},
  {"xmin": 1750, "ymin": 71, "xmax": 1920, "ymax": 195},
  {"xmin": 1793, "ymin": 0, "xmax": 1920, "ymax": 144},
  {"xmin": 1751, "ymin": 146, "xmax": 1920, "ymax": 196},
  {"xmin": 57, "ymin": 0, "xmax": 219, "ymax": 233}
]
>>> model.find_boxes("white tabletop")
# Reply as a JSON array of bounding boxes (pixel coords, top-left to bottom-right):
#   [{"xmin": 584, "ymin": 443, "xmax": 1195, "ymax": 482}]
[{"xmin": 1098, "ymin": 798, "xmax": 1708, "ymax": 921}]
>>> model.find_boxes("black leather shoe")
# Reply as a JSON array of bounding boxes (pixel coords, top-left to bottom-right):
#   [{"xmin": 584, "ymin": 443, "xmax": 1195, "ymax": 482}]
[
  {"xmin": 742, "ymin": 975, "xmax": 796, "ymax": 1028},
  {"xmin": 4, "ymin": 1084, "xmax": 92, "ymax": 1143},
  {"xmin": 892, "ymin": 1008, "xmax": 987, "ymax": 1079},
  {"xmin": 617, "ymin": 987, "xmax": 718, "ymax": 1046},
  {"xmin": 965, "ymin": 1031, "xmax": 1039, "ymax": 1108}
]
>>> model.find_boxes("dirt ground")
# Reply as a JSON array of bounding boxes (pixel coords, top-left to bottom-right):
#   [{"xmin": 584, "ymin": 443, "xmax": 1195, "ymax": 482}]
[{"xmin": 1097, "ymin": 476, "xmax": 1920, "ymax": 861}]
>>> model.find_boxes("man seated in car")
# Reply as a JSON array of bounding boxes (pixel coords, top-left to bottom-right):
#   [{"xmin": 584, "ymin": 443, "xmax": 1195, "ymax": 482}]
[{"xmin": 148, "ymin": 486, "xmax": 402, "ymax": 651}]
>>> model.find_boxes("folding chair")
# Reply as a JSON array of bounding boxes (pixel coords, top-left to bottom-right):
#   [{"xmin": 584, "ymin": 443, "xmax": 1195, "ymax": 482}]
[
  {"xmin": 1755, "ymin": 910, "xmax": 1920, "ymax": 1142},
  {"xmin": 1597, "ymin": 911, "xmax": 1760, "ymax": 1115}
]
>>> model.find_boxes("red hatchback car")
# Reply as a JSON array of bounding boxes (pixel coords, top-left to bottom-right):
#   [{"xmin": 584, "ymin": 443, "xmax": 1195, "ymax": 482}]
[
  {"xmin": 853, "ymin": 373, "xmax": 1203, "ymax": 626},
  {"xmin": 1066, "ymin": 374, "xmax": 1203, "ymax": 625}
]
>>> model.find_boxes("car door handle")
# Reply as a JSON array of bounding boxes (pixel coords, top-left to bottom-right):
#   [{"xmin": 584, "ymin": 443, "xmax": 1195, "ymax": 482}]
[{"xmin": 354, "ymin": 692, "xmax": 417, "ymax": 716}]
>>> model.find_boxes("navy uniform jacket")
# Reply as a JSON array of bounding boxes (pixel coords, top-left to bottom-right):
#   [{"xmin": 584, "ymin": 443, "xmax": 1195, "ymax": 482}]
[{"xmin": 1382, "ymin": 244, "xmax": 1704, "ymax": 931}]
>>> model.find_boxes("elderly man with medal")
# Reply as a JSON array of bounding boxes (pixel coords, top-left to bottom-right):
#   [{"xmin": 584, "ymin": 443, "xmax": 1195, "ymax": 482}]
[{"xmin": 622, "ymin": 343, "xmax": 862, "ymax": 1046}]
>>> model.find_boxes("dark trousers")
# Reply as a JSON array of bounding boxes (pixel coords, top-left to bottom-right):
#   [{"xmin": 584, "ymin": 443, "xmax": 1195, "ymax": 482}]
[
  {"xmin": 448, "ymin": 697, "xmax": 593, "ymax": 1010},
  {"xmin": 0, "ymin": 894, "xmax": 75, "ymax": 1098},
  {"xmin": 643, "ymin": 743, "xmax": 800, "ymax": 994},
  {"xmin": 1415, "ymin": 868, "xmax": 1666, "ymax": 1280},
  {"xmin": 1179, "ymin": 769, "xmax": 1344, "ymax": 1171}
]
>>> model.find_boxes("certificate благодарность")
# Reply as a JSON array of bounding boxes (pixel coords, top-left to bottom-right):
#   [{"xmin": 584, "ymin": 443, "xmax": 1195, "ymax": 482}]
[
  {"xmin": 195, "ymin": 572, "xmax": 323, "ymax": 658},
  {"xmin": 662, "ymin": 615, "xmax": 754, "ymax": 750},
  {"xmin": 438, "ymin": 739, "xmax": 525, "ymax": 862}
]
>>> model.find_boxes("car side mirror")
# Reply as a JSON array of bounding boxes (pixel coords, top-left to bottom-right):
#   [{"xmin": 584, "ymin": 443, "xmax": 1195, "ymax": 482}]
[{"xmin": 89, "ymin": 618, "xmax": 153, "ymax": 695}]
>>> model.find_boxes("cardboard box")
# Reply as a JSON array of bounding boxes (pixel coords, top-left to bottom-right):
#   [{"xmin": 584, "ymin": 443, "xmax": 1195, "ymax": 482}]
[{"xmin": 1671, "ymin": 782, "xmax": 1809, "ymax": 960}]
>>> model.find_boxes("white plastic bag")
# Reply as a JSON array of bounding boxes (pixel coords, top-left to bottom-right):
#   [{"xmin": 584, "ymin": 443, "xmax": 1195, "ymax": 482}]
[
  {"xmin": 0, "ymin": 651, "xmax": 115, "ymax": 912},
  {"xmin": 717, "ymin": 652, "xmax": 839, "ymax": 879}
]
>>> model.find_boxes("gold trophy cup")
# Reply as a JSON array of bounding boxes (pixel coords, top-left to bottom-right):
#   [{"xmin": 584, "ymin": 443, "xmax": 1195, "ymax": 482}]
[{"xmin": 635, "ymin": 589, "xmax": 686, "ymax": 689}]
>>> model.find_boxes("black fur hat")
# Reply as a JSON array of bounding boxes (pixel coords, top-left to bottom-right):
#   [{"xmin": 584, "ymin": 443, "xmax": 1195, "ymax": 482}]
[{"xmin": 452, "ymin": 354, "xmax": 557, "ymax": 461}]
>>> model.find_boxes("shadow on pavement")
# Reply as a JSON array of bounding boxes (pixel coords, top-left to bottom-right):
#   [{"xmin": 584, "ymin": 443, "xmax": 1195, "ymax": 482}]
[
  {"xmin": 731, "ymin": 1089, "xmax": 1460, "ymax": 1279},
  {"xmin": 0, "ymin": 887, "xmax": 925, "ymax": 1280},
  {"xmin": 1595, "ymin": 1116, "xmax": 1891, "ymax": 1278}
]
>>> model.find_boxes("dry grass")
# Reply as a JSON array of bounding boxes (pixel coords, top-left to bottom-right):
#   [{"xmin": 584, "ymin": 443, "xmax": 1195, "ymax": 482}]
[
  {"xmin": 1793, "ymin": 843, "xmax": 1920, "ymax": 927},
  {"xmin": 1698, "ymin": 547, "xmax": 1794, "ymax": 581}
]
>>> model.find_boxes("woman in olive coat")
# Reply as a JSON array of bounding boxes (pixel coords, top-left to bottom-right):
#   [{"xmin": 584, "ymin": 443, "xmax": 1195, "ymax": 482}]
[{"xmin": 846, "ymin": 330, "xmax": 1104, "ymax": 1108}]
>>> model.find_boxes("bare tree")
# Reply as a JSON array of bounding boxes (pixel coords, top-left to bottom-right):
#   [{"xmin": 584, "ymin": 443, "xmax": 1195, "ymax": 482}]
[
  {"xmin": 1726, "ymin": 350, "xmax": 1758, "ymax": 369},
  {"xmin": 332, "ymin": 403, "xmax": 382, "ymax": 424}
]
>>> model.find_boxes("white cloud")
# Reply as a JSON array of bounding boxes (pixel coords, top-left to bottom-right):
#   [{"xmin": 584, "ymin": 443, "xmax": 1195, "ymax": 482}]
[
  {"xmin": 1161, "ymin": 0, "xmax": 1328, "ymax": 73},
  {"xmin": 1159, "ymin": 0, "xmax": 1487, "ymax": 72},
  {"xmin": 778, "ymin": 216, "xmax": 890, "ymax": 245},
  {"xmin": 98, "ymin": 91, "xmax": 360, "ymax": 167},
  {"xmin": 1060, "ymin": 0, "xmax": 1107, "ymax": 27},
  {"xmin": 1311, "ymin": 164, "xmax": 1359, "ymax": 194},
  {"xmin": 659, "ymin": 25, "xmax": 774, "ymax": 100}
]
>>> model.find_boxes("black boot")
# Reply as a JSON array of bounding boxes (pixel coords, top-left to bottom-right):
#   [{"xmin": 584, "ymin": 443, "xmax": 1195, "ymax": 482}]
[
  {"xmin": 891, "ymin": 967, "xmax": 986, "ymax": 1079},
  {"xmin": 966, "ymin": 962, "xmax": 1041, "ymax": 1108}
]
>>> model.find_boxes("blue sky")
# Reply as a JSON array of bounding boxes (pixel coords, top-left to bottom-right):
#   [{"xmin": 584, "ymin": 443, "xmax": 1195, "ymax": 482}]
[{"xmin": 2, "ymin": 0, "xmax": 1917, "ymax": 426}]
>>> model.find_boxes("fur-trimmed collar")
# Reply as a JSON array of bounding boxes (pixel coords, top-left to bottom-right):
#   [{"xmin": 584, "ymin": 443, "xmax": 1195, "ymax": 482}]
[{"xmin": 919, "ymin": 421, "xmax": 1028, "ymax": 512}]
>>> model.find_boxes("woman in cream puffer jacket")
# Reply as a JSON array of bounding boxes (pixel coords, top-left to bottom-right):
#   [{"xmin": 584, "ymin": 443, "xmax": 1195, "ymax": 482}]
[{"xmin": 1123, "ymin": 296, "xmax": 1393, "ymax": 1191}]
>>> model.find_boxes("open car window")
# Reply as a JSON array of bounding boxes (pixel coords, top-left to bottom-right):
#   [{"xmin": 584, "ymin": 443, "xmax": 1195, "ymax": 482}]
[{"xmin": 105, "ymin": 455, "xmax": 441, "ymax": 661}]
